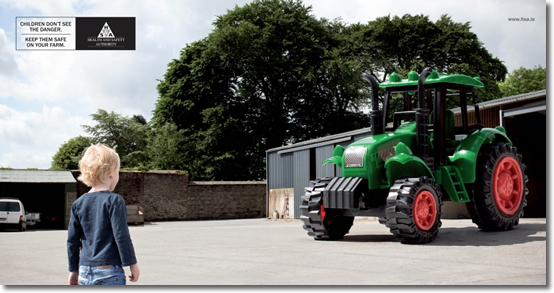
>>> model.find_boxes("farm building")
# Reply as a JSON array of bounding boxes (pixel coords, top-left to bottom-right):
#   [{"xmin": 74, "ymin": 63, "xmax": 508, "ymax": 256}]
[{"xmin": 0, "ymin": 170, "xmax": 77, "ymax": 229}]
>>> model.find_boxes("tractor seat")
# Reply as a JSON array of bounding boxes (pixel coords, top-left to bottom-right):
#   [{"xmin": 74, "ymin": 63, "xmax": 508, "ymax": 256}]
[{"xmin": 429, "ymin": 110, "xmax": 456, "ymax": 152}]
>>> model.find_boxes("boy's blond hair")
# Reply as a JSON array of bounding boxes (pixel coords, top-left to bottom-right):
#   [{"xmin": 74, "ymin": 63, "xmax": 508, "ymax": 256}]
[{"xmin": 77, "ymin": 143, "xmax": 120, "ymax": 187}]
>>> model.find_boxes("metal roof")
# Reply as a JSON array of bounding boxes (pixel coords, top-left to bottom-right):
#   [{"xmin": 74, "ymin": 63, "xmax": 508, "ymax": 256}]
[
  {"xmin": 266, "ymin": 127, "xmax": 372, "ymax": 153},
  {"xmin": 450, "ymin": 90, "xmax": 546, "ymax": 114},
  {"xmin": 0, "ymin": 170, "xmax": 76, "ymax": 183}
]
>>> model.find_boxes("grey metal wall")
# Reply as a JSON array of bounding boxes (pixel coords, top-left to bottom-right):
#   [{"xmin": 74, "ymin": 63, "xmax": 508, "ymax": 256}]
[
  {"xmin": 267, "ymin": 152, "xmax": 278, "ymax": 189},
  {"xmin": 315, "ymin": 145, "xmax": 334, "ymax": 178},
  {"xmin": 353, "ymin": 133, "xmax": 372, "ymax": 141},
  {"xmin": 267, "ymin": 152, "xmax": 293, "ymax": 189},
  {"xmin": 292, "ymin": 149, "xmax": 310, "ymax": 218}
]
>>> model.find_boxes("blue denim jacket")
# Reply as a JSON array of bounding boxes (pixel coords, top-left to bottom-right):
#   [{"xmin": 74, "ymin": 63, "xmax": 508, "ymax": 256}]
[{"xmin": 67, "ymin": 191, "xmax": 137, "ymax": 272}]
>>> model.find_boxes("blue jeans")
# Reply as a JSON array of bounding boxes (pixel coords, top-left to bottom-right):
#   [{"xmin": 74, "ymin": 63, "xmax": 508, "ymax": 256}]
[{"xmin": 78, "ymin": 265, "xmax": 126, "ymax": 285}]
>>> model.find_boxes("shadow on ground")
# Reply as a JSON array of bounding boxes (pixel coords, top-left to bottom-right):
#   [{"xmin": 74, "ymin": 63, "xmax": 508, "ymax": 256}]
[{"xmin": 340, "ymin": 222, "xmax": 546, "ymax": 246}]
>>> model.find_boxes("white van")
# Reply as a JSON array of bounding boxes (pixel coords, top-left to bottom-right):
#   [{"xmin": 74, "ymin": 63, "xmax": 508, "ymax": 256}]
[{"xmin": 0, "ymin": 198, "xmax": 26, "ymax": 231}]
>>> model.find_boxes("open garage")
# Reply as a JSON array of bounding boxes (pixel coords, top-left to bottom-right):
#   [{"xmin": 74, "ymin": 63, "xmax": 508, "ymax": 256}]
[{"xmin": 0, "ymin": 170, "xmax": 77, "ymax": 229}]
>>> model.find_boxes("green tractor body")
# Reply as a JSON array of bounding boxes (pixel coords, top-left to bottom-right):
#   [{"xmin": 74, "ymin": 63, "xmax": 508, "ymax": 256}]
[{"xmin": 300, "ymin": 69, "xmax": 528, "ymax": 244}]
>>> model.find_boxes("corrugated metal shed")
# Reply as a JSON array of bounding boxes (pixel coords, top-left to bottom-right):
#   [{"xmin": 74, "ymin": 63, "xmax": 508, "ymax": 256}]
[
  {"xmin": 292, "ymin": 150, "xmax": 310, "ymax": 218},
  {"xmin": 266, "ymin": 152, "xmax": 293, "ymax": 189},
  {"xmin": 0, "ymin": 170, "xmax": 76, "ymax": 183},
  {"xmin": 315, "ymin": 145, "xmax": 334, "ymax": 178}
]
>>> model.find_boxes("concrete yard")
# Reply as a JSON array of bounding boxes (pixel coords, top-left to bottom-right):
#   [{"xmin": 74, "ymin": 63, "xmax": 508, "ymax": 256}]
[{"xmin": 0, "ymin": 217, "xmax": 546, "ymax": 286}]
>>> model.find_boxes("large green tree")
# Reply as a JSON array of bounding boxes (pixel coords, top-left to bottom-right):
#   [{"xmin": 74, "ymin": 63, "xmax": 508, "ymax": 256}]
[
  {"xmin": 153, "ymin": 0, "xmax": 507, "ymax": 180},
  {"xmin": 154, "ymin": 0, "xmax": 371, "ymax": 180},
  {"xmin": 147, "ymin": 122, "xmax": 187, "ymax": 171},
  {"xmin": 82, "ymin": 109, "xmax": 150, "ymax": 168},
  {"xmin": 51, "ymin": 136, "xmax": 92, "ymax": 170},
  {"xmin": 152, "ymin": 38, "xmax": 247, "ymax": 180},
  {"xmin": 53, "ymin": 110, "xmax": 182, "ymax": 172},
  {"xmin": 362, "ymin": 14, "xmax": 507, "ymax": 111},
  {"xmin": 498, "ymin": 65, "xmax": 546, "ymax": 97}
]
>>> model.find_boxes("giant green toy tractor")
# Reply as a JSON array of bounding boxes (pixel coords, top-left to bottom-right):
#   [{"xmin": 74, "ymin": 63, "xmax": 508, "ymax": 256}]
[{"xmin": 300, "ymin": 68, "xmax": 528, "ymax": 244}]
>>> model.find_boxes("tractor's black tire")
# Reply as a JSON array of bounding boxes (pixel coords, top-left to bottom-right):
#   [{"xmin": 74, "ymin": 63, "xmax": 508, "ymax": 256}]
[
  {"xmin": 300, "ymin": 178, "xmax": 354, "ymax": 240},
  {"xmin": 385, "ymin": 177, "xmax": 443, "ymax": 244},
  {"xmin": 466, "ymin": 142, "xmax": 528, "ymax": 231}
]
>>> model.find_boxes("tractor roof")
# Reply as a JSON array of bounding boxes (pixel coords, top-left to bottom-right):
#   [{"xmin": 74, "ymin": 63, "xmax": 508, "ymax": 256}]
[{"xmin": 379, "ymin": 70, "xmax": 484, "ymax": 89}]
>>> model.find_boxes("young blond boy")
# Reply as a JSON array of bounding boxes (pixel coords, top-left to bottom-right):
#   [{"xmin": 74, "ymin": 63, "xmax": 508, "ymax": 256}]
[{"xmin": 67, "ymin": 143, "xmax": 140, "ymax": 285}]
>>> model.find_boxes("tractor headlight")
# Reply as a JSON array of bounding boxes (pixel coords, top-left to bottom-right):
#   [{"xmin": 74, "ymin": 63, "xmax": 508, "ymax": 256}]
[{"xmin": 344, "ymin": 146, "xmax": 366, "ymax": 168}]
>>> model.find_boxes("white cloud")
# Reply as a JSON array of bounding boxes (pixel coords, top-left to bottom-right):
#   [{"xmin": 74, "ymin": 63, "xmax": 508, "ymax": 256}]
[
  {"xmin": 0, "ymin": 29, "xmax": 18, "ymax": 76},
  {"xmin": 1, "ymin": 33, "xmax": 161, "ymax": 119},
  {"xmin": 1, "ymin": 0, "xmax": 78, "ymax": 16},
  {"xmin": 0, "ymin": 146, "xmax": 55, "ymax": 169},
  {"xmin": 0, "ymin": 104, "xmax": 90, "ymax": 168}
]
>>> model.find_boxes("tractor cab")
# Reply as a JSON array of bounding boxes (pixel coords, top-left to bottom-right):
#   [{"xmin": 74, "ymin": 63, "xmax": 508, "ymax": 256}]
[{"xmin": 363, "ymin": 68, "xmax": 485, "ymax": 171}]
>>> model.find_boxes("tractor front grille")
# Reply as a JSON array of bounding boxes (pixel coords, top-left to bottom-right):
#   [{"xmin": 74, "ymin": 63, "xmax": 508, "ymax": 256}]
[{"xmin": 344, "ymin": 146, "xmax": 366, "ymax": 168}]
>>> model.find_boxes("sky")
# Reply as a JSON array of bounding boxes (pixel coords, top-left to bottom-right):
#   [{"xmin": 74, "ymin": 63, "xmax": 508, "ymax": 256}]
[{"xmin": 0, "ymin": 0, "xmax": 548, "ymax": 169}]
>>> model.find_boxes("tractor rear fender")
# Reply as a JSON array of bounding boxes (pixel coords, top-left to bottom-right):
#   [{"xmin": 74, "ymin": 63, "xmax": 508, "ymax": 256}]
[
  {"xmin": 384, "ymin": 142, "xmax": 434, "ymax": 186},
  {"xmin": 449, "ymin": 126, "xmax": 511, "ymax": 183}
]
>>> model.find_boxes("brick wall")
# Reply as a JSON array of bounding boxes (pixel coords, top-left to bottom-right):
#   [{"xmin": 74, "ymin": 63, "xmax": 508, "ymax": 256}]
[{"xmin": 70, "ymin": 171, "xmax": 266, "ymax": 222}]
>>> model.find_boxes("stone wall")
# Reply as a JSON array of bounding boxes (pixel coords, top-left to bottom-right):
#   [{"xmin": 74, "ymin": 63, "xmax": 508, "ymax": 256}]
[
  {"xmin": 187, "ymin": 182, "xmax": 266, "ymax": 220},
  {"xmin": 114, "ymin": 171, "xmax": 144, "ymax": 206},
  {"xmin": 73, "ymin": 170, "xmax": 145, "ymax": 206},
  {"xmin": 143, "ymin": 171, "xmax": 188, "ymax": 221},
  {"xmin": 70, "ymin": 170, "xmax": 266, "ymax": 222}
]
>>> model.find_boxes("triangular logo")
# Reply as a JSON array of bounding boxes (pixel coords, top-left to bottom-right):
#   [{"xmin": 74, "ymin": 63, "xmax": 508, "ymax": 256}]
[{"xmin": 98, "ymin": 22, "xmax": 115, "ymax": 38}]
